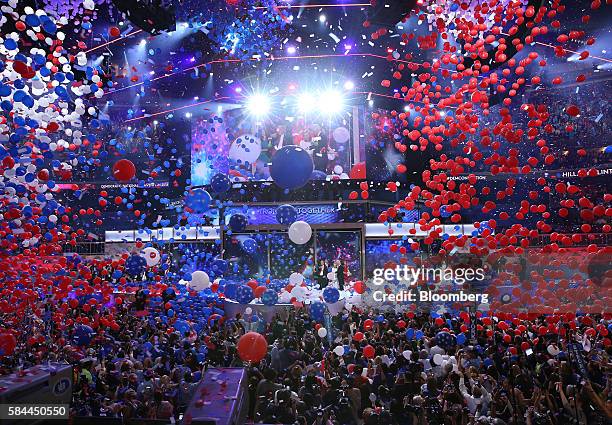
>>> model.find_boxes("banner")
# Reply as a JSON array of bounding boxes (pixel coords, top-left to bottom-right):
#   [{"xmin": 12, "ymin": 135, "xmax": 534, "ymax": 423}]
[{"xmin": 225, "ymin": 204, "xmax": 341, "ymax": 225}]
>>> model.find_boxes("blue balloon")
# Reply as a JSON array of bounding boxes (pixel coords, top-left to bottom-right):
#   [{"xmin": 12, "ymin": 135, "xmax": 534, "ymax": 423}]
[
  {"xmin": 276, "ymin": 204, "xmax": 298, "ymax": 225},
  {"xmin": 436, "ymin": 331, "xmax": 457, "ymax": 350},
  {"xmin": 405, "ymin": 328, "xmax": 414, "ymax": 340},
  {"xmin": 456, "ymin": 333, "xmax": 467, "ymax": 345},
  {"xmin": 270, "ymin": 146, "xmax": 313, "ymax": 189},
  {"xmin": 73, "ymin": 325, "xmax": 94, "ymax": 346},
  {"xmin": 125, "ymin": 254, "xmax": 146, "ymax": 276},
  {"xmin": 235, "ymin": 285, "xmax": 254, "ymax": 304},
  {"xmin": 310, "ymin": 170, "xmax": 327, "ymax": 180},
  {"xmin": 211, "ymin": 173, "xmax": 231, "ymax": 193},
  {"xmin": 241, "ymin": 238, "xmax": 258, "ymax": 255},
  {"xmin": 323, "ymin": 287, "xmax": 340, "ymax": 303},
  {"xmin": 310, "ymin": 301, "xmax": 326, "ymax": 321},
  {"xmin": 228, "ymin": 213, "xmax": 248, "ymax": 232},
  {"xmin": 415, "ymin": 330, "xmax": 424, "ymax": 340},
  {"xmin": 174, "ymin": 320, "xmax": 190, "ymax": 334},
  {"xmin": 261, "ymin": 289, "xmax": 278, "ymax": 306},
  {"xmin": 186, "ymin": 189, "xmax": 211, "ymax": 213}
]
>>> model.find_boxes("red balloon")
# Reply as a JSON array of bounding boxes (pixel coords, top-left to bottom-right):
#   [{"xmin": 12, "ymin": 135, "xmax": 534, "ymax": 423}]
[
  {"xmin": 363, "ymin": 319, "xmax": 374, "ymax": 331},
  {"xmin": 349, "ymin": 162, "xmax": 366, "ymax": 179},
  {"xmin": 353, "ymin": 280, "xmax": 365, "ymax": 294},
  {"xmin": 353, "ymin": 331, "xmax": 364, "ymax": 341},
  {"xmin": 254, "ymin": 286, "xmax": 266, "ymax": 298},
  {"xmin": 363, "ymin": 344, "xmax": 375, "ymax": 359},
  {"xmin": 109, "ymin": 26, "xmax": 121, "ymax": 38},
  {"xmin": 112, "ymin": 159, "xmax": 136, "ymax": 182},
  {"xmin": 397, "ymin": 320, "xmax": 406, "ymax": 329},
  {"xmin": 237, "ymin": 332, "xmax": 268, "ymax": 363},
  {"xmin": 0, "ymin": 332, "xmax": 17, "ymax": 356}
]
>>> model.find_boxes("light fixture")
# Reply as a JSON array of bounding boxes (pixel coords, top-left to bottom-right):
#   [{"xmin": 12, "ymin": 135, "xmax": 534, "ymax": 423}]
[
  {"xmin": 297, "ymin": 93, "xmax": 316, "ymax": 114},
  {"xmin": 343, "ymin": 80, "xmax": 355, "ymax": 90},
  {"xmin": 319, "ymin": 14, "xmax": 326, "ymax": 23},
  {"xmin": 287, "ymin": 46, "xmax": 296, "ymax": 54},
  {"xmin": 319, "ymin": 90, "xmax": 344, "ymax": 115},
  {"xmin": 246, "ymin": 93, "xmax": 271, "ymax": 117}
]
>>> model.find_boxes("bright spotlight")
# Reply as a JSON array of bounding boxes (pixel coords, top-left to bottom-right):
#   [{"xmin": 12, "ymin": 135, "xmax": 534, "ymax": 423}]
[
  {"xmin": 343, "ymin": 80, "xmax": 355, "ymax": 90},
  {"xmin": 139, "ymin": 39, "xmax": 147, "ymax": 47},
  {"xmin": 297, "ymin": 93, "xmax": 316, "ymax": 114},
  {"xmin": 246, "ymin": 93, "xmax": 271, "ymax": 117},
  {"xmin": 319, "ymin": 90, "xmax": 344, "ymax": 115},
  {"xmin": 319, "ymin": 14, "xmax": 326, "ymax": 23}
]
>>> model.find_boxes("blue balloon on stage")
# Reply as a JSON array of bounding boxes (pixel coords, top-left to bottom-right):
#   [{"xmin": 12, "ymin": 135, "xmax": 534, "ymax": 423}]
[
  {"xmin": 73, "ymin": 324, "xmax": 94, "ymax": 346},
  {"xmin": 310, "ymin": 301, "xmax": 326, "ymax": 321},
  {"xmin": 224, "ymin": 282, "xmax": 238, "ymax": 299},
  {"xmin": 125, "ymin": 254, "xmax": 147, "ymax": 276},
  {"xmin": 276, "ymin": 204, "xmax": 298, "ymax": 225},
  {"xmin": 236, "ymin": 285, "xmax": 254, "ymax": 304},
  {"xmin": 228, "ymin": 213, "xmax": 248, "ymax": 232},
  {"xmin": 211, "ymin": 173, "xmax": 231, "ymax": 193},
  {"xmin": 323, "ymin": 287, "xmax": 340, "ymax": 304},
  {"xmin": 261, "ymin": 289, "xmax": 279, "ymax": 306},
  {"xmin": 270, "ymin": 146, "xmax": 314, "ymax": 189},
  {"xmin": 242, "ymin": 238, "xmax": 258, "ymax": 254},
  {"xmin": 186, "ymin": 188, "xmax": 211, "ymax": 213},
  {"xmin": 211, "ymin": 258, "xmax": 228, "ymax": 274}
]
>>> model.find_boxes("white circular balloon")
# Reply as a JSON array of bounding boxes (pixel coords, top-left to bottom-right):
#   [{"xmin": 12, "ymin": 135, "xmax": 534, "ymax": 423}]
[
  {"xmin": 228, "ymin": 134, "xmax": 262, "ymax": 164},
  {"xmin": 333, "ymin": 165, "xmax": 343, "ymax": 174},
  {"xmin": 245, "ymin": 307, "xmax": 253, "ymax": 315},
  {"xmin": 547, "ymin": 345, "xmax": 560, "ymax": 356},
  {"xmin": 289, "ymin": 272, "xmax": 304, "ymax": 286},
  {"xmin": 402, "ymin": 350, "xmax": 412, "ymax": 360},
  {"xmin": 332, "ymin": 127, "xmax": 350, "ymax": 144},
  {"xmin": 141, "ymin": 247, "xmax": 161, "ymax": 267},
  {"xmin": 326, "ymin": 272, "xmax": 336, "ymax": 281},
  {"xmin": 333, "ymin": 345, "xmax": 345, "ymax": 356},
  {"xmin": 318, "ymin": 327, "xmax": 328, "ymax": 338},
  {"xmin": 291, "ymin": 285, "xmax": 306, "ymax": 301},
  {"xmin": 288, "ymin": 221, "xmax": 312, "ymax": 245},
  {"xmin": 433, "ymin": 354, "xmax": 443, "ymax": 365},
  {"xmin": 189, "ymin": 271, "xmax": 210, "ymax": 291}
]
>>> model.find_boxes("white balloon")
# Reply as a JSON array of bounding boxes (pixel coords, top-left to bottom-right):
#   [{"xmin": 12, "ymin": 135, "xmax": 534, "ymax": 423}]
[
  {"xmin": 333, "ymin": 165, "xmax": 343, "ymax": 174},
  {"xmin": 332, "ymin": 127, "xmax": 350, "ymax": 144},
  {"xmin": 333, "ymin": 345, "xmax": 345, "ymax": 356},
  {"xmin": 291, "ymin": 285, "xmax": 306, "ymax": 301},
  {"xmin": 326, "ymin": 272, "xmax": 336, "ymax": 281},
  {"xmin": 318, "ymin": 327, "xmax": 328, "ymax": 338},
  {"xmin": 141, "ymin": 247, "xmax": 161, "ymax": 267},
  {"xmin": 288, "ymin": 221, "xmax": 312, "ymax": 245},
  {"xmin": 228, "ymin": 134, "xmax": 262, "ymax": 165},
  {"xmin": 433, "ymin": 354, "xmax": 443, "ymax": 366},
  {"xmin": 189, "ymin": 271, "xmax": 210, "ymax": 291},
  {"xmin": 402, "ymin": 350, "xmax": 412, "ymax": 360},
  {"xmin": 547, "ymin": 345, "xmax": 560, "ymax": 356},
  {"xmin": 245, "ymin": 307, "xmax": 253, "ymax": 315},
  {"xmin": 289, "ymin": 272, "xmax": 304, "ymax": 286}
]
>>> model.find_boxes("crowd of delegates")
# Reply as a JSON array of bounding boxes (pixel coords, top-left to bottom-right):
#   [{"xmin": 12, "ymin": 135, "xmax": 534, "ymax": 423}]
[{"xmin": 2, "ymin": 290, "xmax": 611, "ymax": 425}]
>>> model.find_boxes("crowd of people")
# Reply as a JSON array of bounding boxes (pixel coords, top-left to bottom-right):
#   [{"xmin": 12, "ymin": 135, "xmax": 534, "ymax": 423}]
[{"xmin": 2, "ymin": 285, "xmax": 611, "ymax": 424}]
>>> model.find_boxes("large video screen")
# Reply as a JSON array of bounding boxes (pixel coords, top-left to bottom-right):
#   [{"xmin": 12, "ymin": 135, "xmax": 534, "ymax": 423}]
[{"xmin": 190, "ymin": 106, "xmax": 364, "ymax": 186}]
